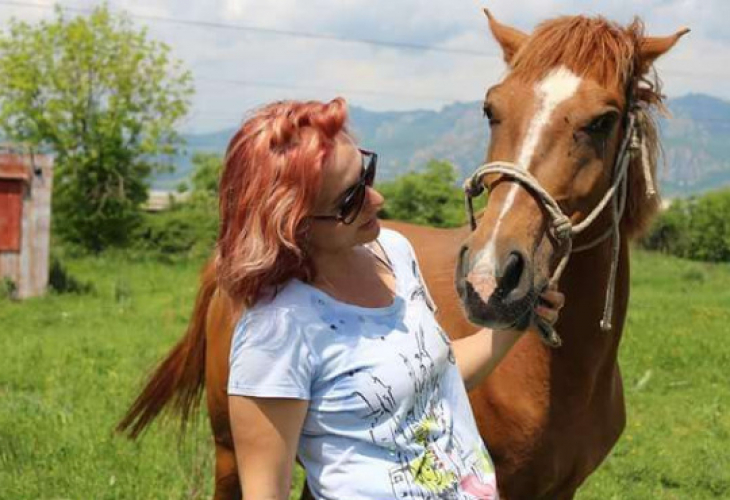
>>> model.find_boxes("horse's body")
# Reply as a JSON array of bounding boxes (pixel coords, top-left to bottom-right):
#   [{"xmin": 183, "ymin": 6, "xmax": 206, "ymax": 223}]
[{"xmin": 118, "ymin": 11, "xmax": 686, "ymax": 500}]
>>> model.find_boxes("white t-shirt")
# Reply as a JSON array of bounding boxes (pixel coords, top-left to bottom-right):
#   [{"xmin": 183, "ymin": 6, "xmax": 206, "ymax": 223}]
[{"xmin": 228, "ymin": 228, "xmax": 499, "ymax": 499}]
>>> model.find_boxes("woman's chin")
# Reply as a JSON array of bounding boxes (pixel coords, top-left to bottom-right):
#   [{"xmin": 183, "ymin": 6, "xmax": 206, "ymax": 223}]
[
  {"xmin": 359, "ymin": 216, "xmax": 379, "ymax": 232},
  {"xmin": 358, "ymin": 217, "xmax": 381, "ymax": 243}
]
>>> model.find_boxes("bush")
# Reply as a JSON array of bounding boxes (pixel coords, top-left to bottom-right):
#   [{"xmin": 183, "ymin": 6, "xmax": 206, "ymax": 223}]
[
  {"xmin": 378, "ymin": 160, "xmax": 481, "ymax": 228},
  {"xmin": 0, "ymin": 276, "xmax": 17, "ymax": 300},
  {"xmin": 641, "ymin": 189, "xmax": 730, "ymax": 262},
  {"xmin": 132, "ymin": 200, "xmax": 218, "ymax": 262},
  {"xmin": 48, "ymin": 257, "xmax": 95, "ymax": 295},
  {"xmin": 131, "ymin": 152, "xmax": 220, "ymax": 262}
]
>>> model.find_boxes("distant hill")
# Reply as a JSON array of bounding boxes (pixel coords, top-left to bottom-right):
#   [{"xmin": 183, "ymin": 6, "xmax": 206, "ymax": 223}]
[{"xmin": 153, "ymin": 93, "xmax": 730, "ymax": 198}]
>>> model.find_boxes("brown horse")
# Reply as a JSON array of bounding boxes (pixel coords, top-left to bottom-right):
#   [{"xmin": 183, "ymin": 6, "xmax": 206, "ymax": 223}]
[{"xmin": 118, "ymin": 11, "xmax": 687, "ymax": 500}]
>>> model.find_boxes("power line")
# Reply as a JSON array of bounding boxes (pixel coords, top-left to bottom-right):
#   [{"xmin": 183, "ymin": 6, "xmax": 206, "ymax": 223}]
[
  {"xmin": 194, "ymin": 76, "xmax": 469, "ymax": 102},
  {"xmin": 0, "ymin": 0, "xmax": 499, "ymax": 58},
  {"xmin": 2, "ymin": 1, "xmax": 730, "ymax": 86}
]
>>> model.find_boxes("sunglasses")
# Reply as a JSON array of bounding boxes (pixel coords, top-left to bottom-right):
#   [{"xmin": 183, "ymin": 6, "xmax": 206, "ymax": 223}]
[{"xmin": 311, "ymin": 148, "xmax": 377, "ymax": 225}]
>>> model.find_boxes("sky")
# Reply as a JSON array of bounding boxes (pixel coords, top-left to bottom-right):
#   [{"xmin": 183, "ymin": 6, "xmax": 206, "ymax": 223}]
[{"xmin": 1, "ymin": 0, "xmax": 728, "ymax": 133}]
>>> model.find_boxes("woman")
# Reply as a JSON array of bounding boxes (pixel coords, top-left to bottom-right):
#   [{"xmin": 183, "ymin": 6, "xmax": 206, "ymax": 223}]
[{"xmin": 217, "ymin": 97, "xmax": 563, "ymax": 499}]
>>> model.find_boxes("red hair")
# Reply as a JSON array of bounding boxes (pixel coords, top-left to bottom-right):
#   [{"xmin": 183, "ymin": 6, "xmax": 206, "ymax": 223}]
[{"xmin": 216, "ymin": 98, "xmax": 348, "ymax": 307}]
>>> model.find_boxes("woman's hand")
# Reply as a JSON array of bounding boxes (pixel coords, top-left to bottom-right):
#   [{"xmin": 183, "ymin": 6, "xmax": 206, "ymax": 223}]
[{"xmin": 534, "ymin": 285, "xmax": 565, "ymax": 326}]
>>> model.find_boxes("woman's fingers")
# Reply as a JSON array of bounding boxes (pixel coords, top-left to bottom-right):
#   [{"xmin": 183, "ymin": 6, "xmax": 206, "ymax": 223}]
[
  {"xmin": 535, "ymin": 305, "xmax": 559, "ymax": 325},
  {"xmin": 535, "ymin": 289, "xmax": 565, "ymax": 325},
  {"xmin": 540, "ymin": 289, "xmax": 565, "ymax": 311}
]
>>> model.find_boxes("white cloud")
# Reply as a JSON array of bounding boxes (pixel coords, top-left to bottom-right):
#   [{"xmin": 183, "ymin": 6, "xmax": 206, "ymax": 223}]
[{"xmin": 0, "ymin": 0, "xmax": 728, "ymax": 132}]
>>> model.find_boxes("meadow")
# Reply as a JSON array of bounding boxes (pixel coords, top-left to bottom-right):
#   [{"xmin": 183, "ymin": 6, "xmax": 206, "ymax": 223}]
[{"xmin": 0, "ymin": 248, "xmax": 728, "ymax": 499}]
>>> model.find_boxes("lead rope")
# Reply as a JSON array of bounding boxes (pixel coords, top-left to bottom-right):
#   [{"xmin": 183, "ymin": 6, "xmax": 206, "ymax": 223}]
[{"xmin": 463, "ymin": 112, "xmax": 644, "ymax": 346}]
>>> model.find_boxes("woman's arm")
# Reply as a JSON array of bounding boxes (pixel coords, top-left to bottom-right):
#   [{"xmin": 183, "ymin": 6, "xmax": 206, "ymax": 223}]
[
  {"xmin": 452, "ymin": 288, "xmax": 564, "ymax": 390},
  {"xmin": 229, "ymin": 395, "xmax": 308, "ymax": 499},
  {"xmin": 452, "ymin": 327, "xmax": 523, "ymax": 391}
]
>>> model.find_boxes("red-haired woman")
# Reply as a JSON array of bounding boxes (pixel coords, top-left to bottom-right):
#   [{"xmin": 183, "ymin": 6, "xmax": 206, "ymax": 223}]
[{"xmin": 218, "ymin": 98, "xmax": 563, "ymax": 499}]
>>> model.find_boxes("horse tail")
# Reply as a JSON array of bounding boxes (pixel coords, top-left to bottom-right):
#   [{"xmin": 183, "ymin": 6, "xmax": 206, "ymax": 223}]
[{"xmin": 117, "ymin": 259, "xmax": 217, "ymax": 439}]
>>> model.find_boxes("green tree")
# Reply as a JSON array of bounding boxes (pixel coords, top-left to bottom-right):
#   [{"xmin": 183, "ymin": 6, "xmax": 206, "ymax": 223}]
[
  {"xmin": 189, "ymin": 152, "xmax": 223, "ymax": 200},
  {"xmin": 378, "ymin": 160, "xmax": 477, "ymax": 228},
  {"xmin": 641, "ymin": 189, "xmax": 730, "ymax": 262},
  {"xmin": 0, "ymin": 5, "xmax": 193, "ymax": 251}
]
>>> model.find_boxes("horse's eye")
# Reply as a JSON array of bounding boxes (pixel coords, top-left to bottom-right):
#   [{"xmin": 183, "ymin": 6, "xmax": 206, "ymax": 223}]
[
  {"xmin": 483, "ymin": 104, "xmax": 500, "ymax": 126},
  {"xmin": 585, "ymin": 112, "xmax": 618, "ymax": 135}
]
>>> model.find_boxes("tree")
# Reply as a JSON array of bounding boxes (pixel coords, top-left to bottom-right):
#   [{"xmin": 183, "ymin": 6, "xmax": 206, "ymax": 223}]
[
  {"xmin": 378, "ymin": 160, "xmax": 479, "ymax": 228},
  {"xmin": 0, "ymin": 5, "xmax": 193, "ymax": 251},
  {"xmin": 189, "ymin": 152, "xmax": 223, "ymax": 200},
  {"xmin": 640, "ymin": 189, "xmax": 730, "ymax": 262}
]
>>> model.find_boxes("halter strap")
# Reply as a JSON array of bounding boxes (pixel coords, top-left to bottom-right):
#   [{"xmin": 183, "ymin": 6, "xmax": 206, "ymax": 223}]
[{"xmin": 462, "ymin": 111, "xmax": 650, "ymax": 346}]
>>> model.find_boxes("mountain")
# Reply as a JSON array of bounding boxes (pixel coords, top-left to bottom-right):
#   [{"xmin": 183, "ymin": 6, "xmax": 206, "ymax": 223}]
[
  {"xmin": 154, "ymin": 93, "xmax": 730, "ymax": 197},
  {"xmin": 657, "ymin": 94, "xmax": 730, "ymax": 195}
]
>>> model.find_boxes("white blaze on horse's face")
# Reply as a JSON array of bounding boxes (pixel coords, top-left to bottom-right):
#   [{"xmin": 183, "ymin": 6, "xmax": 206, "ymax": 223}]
[{"xmin": 473, "ymin": 66, "xmax": 582, "ymax": 280}]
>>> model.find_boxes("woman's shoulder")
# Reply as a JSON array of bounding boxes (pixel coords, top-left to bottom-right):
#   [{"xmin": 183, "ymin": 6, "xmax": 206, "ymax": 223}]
[
  {"xmin": 377, "ymin": 227, "xmax": 415, "ymax": 259},
  {"xmin": 238, "ymin": 280, "xmax": 314, "ymax": 327}
]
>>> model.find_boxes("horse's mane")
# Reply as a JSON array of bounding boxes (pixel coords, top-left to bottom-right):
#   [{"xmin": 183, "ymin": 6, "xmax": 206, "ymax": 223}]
[{"xmin": 510, "ymin": 16, "xmax": 663, "ymax": 239}]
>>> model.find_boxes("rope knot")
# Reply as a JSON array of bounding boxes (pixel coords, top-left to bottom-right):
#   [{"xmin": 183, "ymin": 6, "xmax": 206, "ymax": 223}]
[
  {"xmin": 463, "ymin": 174, "xmax": 485, "ymax": 198},
  {"xmin": 553, "ymin": 215, "xmax": 573, "ymax": 240}
]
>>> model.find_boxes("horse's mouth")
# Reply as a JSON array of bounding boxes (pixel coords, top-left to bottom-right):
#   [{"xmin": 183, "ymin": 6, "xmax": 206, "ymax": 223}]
[{"xmin": 460, "ymin": 280, "xmax": 539, "ymax": 331}]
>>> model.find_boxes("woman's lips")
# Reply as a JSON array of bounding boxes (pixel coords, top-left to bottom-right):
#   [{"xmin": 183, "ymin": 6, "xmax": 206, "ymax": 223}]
[{"xmin": 360, "ymin": 216, "xmax": 378, "ymax": 229}]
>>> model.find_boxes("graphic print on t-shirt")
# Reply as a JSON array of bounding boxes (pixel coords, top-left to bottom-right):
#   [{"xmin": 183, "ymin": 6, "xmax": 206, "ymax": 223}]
[{"xmin": 347, "ymin": 296, "xmax": 496, "ymax": 499}]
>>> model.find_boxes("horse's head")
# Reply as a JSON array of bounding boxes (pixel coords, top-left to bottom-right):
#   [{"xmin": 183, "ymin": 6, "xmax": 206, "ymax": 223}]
[{"xmin": 456, "ymin": 11, "xmax": 688, "ymax": 331}]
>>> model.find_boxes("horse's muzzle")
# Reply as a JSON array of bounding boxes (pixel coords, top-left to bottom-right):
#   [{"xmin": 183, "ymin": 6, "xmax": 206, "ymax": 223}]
[{"xmin": 457, "ymin": 247, "xmax": 538, "ymax": 330}]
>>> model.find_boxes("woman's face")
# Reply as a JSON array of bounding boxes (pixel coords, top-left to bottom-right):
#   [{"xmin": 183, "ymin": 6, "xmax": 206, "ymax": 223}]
[{"xmin": 307, "ymin": 133, "xmax": 385, "ymax": 254}]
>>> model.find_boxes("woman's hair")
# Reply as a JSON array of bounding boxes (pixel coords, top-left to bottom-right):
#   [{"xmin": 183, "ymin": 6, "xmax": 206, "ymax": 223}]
[{"xmin": 216, "ymin": 97, "xmax": 349, "ymax": 307}]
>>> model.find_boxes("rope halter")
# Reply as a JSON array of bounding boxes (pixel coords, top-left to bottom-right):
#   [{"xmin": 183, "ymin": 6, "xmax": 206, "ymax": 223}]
[{"xmin": 463, "ymin": 111, "xmax": 654, "ymax": 346}]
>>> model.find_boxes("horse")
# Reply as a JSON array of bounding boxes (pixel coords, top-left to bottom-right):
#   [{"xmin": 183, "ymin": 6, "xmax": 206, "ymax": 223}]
[{"xmin": 117, "ymin": 11, "xmax": 687, "ymax": 500}]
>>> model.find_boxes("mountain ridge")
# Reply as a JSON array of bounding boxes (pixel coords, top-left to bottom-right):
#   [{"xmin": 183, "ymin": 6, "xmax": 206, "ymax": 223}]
[{"xmin": 155, "ymin": 93, "xmax": 730, "ymax": 198}]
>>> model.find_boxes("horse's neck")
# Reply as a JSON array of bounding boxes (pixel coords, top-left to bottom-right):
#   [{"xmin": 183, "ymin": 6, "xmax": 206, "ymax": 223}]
[{"xmin": 557, "ymin": 232, "xmax": 630, "ymax": 361}]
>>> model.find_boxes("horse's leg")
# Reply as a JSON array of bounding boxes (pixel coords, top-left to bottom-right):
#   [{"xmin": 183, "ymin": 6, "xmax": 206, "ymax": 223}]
[
  {"xmin": 213, "ymin": 442, "xmax": 241, "ymax": 500},
  {"xmin": 206, "ymin": 290, "xmax": 240, "ymax": 499},
  {"xmin": 553, "ymin": 488, "xmax": 578, "ymax": 500}
]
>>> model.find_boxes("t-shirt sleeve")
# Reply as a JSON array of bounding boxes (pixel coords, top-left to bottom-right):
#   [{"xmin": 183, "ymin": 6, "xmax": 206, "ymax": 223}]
[{"xmin": 228, "ymin": 307, "xmax": 315, "ymax": 399}]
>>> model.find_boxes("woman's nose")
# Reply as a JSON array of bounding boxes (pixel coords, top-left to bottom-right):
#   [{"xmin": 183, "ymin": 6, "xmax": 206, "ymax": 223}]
[{"xmin": 367, "ymin": 186, "xmax": 385, "ymax": 210}]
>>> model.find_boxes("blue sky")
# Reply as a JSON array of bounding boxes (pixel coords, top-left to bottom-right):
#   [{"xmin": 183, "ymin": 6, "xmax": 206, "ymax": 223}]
[{"xmin": 1, "ymin": 0, "xmax": 727, "ymax": 133}]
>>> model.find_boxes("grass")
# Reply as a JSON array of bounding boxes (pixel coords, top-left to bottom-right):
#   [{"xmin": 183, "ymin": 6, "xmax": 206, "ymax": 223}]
[
  {"xmin": 0, "ymin": 248, "xmax": 728, "ymax": 499},
  {"xmin": 0, "ymin": 254, "xmax": 214, "ymax": 499},
  {"xmin": 577, "ymin": 251, "xmax": 730, "ymax": 499}
]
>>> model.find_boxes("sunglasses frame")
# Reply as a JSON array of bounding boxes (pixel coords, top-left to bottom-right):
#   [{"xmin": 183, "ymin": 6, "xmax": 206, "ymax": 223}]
[{"xmin": 310, "ymin": 148, "xmax": 377, "ymax": 225}]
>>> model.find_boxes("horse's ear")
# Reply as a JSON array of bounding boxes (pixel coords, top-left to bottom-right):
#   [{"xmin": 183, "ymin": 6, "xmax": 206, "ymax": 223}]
[
  {"xmin": 639, "ymin": 28, "xmax": 690, "ymax": 67},
  {"xmin": 483, "ymin": 8, "xmax": 528, "ymax": 66}
]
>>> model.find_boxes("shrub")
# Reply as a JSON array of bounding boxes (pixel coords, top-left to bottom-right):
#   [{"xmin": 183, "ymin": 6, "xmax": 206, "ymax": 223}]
[
  {"xmin": 48, "ymin": 257, "xmax": 95, "ymax": 295},
  {"xmin": 132, "ymin": 201, "xmax": 218, "ymax": 262},
  {"xmin": 641, "ymin": 189, "xmax": 730, "ymax": 262}
]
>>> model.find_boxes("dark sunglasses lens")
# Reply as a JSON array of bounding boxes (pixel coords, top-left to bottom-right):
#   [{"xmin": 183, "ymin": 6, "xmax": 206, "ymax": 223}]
[
  {"xmin": 364, "ymin": 155, "xmax": 376, "ymax": 187},
  {"xmin": 336, "ymin": 151, "xmax": 377, "ymax": 224},
  {"xmin": 341, "ymin": 185, "xmax": 366, "ymax": 224}
]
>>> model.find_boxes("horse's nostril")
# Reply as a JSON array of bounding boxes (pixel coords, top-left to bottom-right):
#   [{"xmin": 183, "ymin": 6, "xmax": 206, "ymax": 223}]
[
  {"xmin": 458, "ymin": 245, "xmax": 470, "ymax": 276},
  {"xmin": 499, "ymin": 251, "xmax": 525, "ymax": 296}
]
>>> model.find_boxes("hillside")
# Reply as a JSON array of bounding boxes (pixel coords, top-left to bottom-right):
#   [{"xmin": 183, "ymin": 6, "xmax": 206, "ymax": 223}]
[{"xmin": 154, "ymin": 93, "xmax": 730, "ymax": 197}]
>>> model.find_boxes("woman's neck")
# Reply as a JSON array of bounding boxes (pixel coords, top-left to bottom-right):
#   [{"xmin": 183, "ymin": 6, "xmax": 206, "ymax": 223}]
[{"xmin": 310, "ymin": 245, "xmax": 365, "ymax": 286}]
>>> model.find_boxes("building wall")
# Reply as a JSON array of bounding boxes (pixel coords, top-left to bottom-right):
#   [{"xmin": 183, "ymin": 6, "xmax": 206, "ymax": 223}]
[{"xmin": 0, "ymin": 155, "xmax": 53, "ymax": 299}]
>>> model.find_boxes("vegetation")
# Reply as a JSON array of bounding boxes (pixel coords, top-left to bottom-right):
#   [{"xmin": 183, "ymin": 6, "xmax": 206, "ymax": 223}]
[
  {"xmin": 0, "ymin": 248, "xmax": 727, "ymax": 499},
  {"xmin": 133, "ymin": 153, "xmax": 220, "ymax": 261},
  {"xmin": 0, "ymin": 5, "xmax": 193, "ymax": 251},
  {"xmin": 378, "ymin": 159, "xmax": 474, "ymax": 227},
  {"xmin": 642, "ymin": 189, "xmax": 730, "ymax": 262}
]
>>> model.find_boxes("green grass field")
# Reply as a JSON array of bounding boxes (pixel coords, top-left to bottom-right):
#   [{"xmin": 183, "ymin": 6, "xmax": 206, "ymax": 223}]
[{"xmin": 1, "ymin": 248, "xmax": 728, "ymax": 499}]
